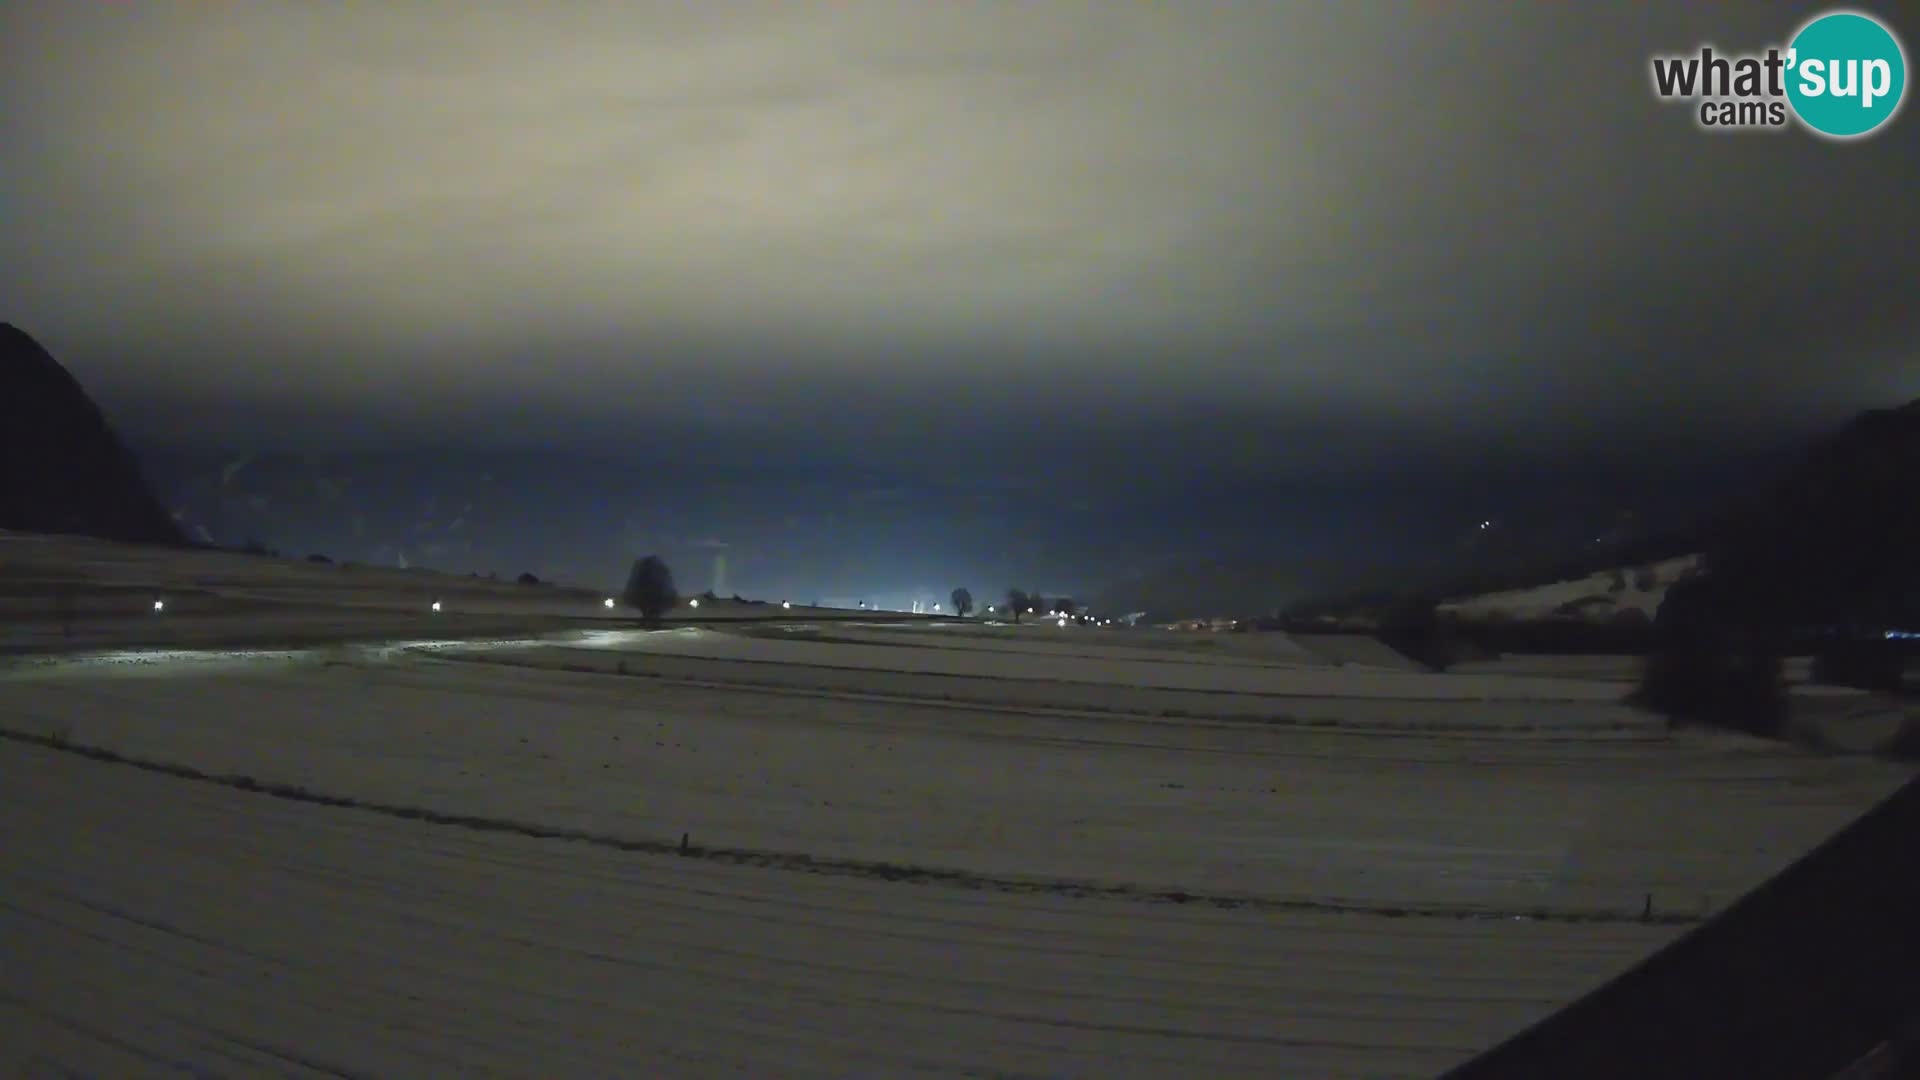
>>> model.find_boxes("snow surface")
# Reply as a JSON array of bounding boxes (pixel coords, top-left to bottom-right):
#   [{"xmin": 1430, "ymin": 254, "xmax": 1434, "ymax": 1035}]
[
  {"xmin": 0, "ymin": 531, "xmax": 900, "ymax": 654},
  {"xmin": 5, "ymin": 650, "xmax": 1900, "ymax": 914},
  {"xmin": 2, "ymin": 738, "xmax": 1690, "ymax": 1079},
  {"xmin": 1437, "ymin": 554, "xmax": 1702, "ymax": 622},
  {"xmin": 548, "ymin": 626, "xmax": 1631, "ymax": 702},
  {"xmin": 1, "ymin": 534, "xmax": 1912, "ymax": 1076}
]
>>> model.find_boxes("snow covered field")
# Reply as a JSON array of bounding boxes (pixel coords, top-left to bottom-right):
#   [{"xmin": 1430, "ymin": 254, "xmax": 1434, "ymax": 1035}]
[
  {"xmin": 2, "ymin": 738, "xmax": 1686, "ymax": 1079},
  {"xmin": 0, "ymin": 531, "xmax": 882, "ymax": 654},
  {"xmin": 1, "ymin": 535, "xmax": 1911, "ymax": 1076}
]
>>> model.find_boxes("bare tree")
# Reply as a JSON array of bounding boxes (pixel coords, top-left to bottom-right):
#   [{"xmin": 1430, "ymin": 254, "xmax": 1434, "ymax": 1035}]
[
  {"xmin": 950, "ymin": 587, "xmax": 974, "ymax": 618},
  {"xmin": 1006, "ymin": 588, "xmax": 1029, "ymax": 624}
]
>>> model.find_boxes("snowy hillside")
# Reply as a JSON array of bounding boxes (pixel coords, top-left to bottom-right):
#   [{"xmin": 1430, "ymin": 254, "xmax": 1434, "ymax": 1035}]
[{"xmin": 1437, "ymin": 554, "xmax": 1702, "ymax": 623}]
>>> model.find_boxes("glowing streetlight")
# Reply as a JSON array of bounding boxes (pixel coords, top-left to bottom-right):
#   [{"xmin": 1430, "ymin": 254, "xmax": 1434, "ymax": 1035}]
[
  {"xmin": 430, "ymin": 600, "xmax": 442, "ymax": 612},
  {"xmin": 603, "ymin": 598, "xmax": 615, "ymax": 609},
  {"xmin": 152, "ymin": 599, "xmax": 165, "ymax": 613},
  {"xmin": 933, "ymin": 603, "xmax": 941, "ymax": 612},
  {"xmin": 689, "ymin": 598, "xmax": 700, "ymax": 608},
  {"xmin": 782, "ymin": 600, "xmax": 792, "ymax": 609}
]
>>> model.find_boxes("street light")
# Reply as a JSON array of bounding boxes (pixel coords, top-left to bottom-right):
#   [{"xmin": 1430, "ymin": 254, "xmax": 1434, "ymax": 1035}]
[
  {"xmin": 152, "ymin": 599, "xmax": 165, "ymax": 613},
  {"xmin": 603, "ymin": 598, "xmax": 615, "ymax": 609},
  {"xmin": 782, "ymin": 600, "xmax": 792, "ymax": 609},
  {"xmin": 430, "ymin": 600, "xmax": 442, "ymax": 612},
  {"xmin": 689, "ymin": 598, "xmax": 700, "ymax": 608}
]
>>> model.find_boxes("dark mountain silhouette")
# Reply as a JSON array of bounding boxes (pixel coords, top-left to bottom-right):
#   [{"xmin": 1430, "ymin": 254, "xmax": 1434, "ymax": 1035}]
[
  {"xmin": 1700, "ymin": 398, "xmax": 1920, "ymax": 627},
  {"xmin": 1100, "ymin": 517, "xmax": 1705, "ymax": 624},
  {"xmin": 141, "ymin": 448, "xmax": 513, "ymax": 569},
  {"xmin": 1090, "ymin": 556, "xmax": 1405, "ymax": 622},
  {"xmin": 1638, "ymin": 397, "xmax": 1920, "ymax": 728},
  {"xmin": 0, "ymin": 323, "xmax": 183, "ymax": 545}
]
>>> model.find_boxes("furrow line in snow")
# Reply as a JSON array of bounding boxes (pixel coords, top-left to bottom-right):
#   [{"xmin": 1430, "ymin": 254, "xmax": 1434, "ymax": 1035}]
[
  {"xmin": 420, "ymin": 648, "xmax": 1663, "ymax": 740},
  {"xmin": 0, "ymin": 725, "xmax": 1703, "ymax": 927}
]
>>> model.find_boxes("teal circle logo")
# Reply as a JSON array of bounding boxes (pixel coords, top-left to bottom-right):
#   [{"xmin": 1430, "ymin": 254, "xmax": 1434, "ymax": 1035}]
[{"xmin": 1786, "ymin": 11, "xmax": 1907, "ymax": 138}]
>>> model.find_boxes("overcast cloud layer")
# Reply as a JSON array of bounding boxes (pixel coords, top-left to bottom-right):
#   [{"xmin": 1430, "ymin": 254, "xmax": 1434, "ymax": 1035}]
[{"xmin": 3, "ymin": 1, "xmax": 1917, "ymax": 472}]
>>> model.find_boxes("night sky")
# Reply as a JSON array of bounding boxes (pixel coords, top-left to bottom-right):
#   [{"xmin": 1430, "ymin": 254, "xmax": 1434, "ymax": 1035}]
[{"xmin": 3, "ymin": 3, "xmax": 1916, "ymax": 611}]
